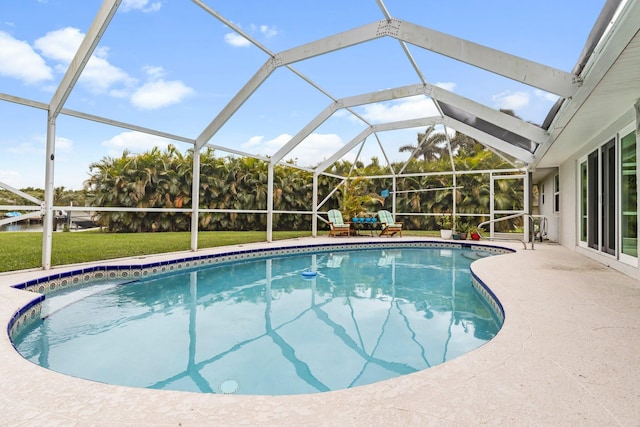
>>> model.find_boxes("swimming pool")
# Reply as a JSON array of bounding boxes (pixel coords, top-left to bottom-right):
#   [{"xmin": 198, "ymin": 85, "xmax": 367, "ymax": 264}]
[{"xmin": 11, "ymin": 242, "xmax": 505, "ymax": 396}]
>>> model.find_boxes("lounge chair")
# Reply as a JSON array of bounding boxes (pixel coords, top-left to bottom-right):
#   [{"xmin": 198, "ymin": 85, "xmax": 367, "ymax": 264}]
[
  {"xmin": 377, "ymin": 210, "xmax": 402, "ymax": 237},
  {"xmin": 378, "ymin": 249, "xmax": 401, "ymax": 266},
  {"xmin": 327, "ymin": 254, "xmax": 345, "ymax": 268},
  {"xmin": 327, "ymin": 209, "xmax": 351, "ymax": 237}
]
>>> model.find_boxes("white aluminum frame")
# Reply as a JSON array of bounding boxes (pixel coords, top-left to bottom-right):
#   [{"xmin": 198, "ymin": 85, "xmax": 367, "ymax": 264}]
[{"xmin": 4, "ymin": 0, "xmax": 627, "ymax": 269}]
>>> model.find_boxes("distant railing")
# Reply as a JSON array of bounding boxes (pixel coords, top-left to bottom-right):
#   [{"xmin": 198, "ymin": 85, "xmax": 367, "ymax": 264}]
[{"xmin": 477, "ymin": 213, "xmax": 548, "ymax": 250}]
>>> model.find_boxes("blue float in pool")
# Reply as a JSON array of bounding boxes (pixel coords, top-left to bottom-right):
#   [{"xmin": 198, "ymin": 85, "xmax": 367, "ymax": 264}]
[{"xmin": 301, "ymin": 270, "xmax": 317, "ymax": 278}]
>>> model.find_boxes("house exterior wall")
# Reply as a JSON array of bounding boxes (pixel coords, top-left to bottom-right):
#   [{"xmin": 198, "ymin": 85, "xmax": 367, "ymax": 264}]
[
  {"xmin": 558, "ymin": 160, "xmax": 576, "ymax": 248},
  {"xmin": 536, "ymin": 173, "xmax": 560, "ymax": 242},
  {"xmin": 557, "ymin": 107, "xmax": 639, "ymax": 279}
]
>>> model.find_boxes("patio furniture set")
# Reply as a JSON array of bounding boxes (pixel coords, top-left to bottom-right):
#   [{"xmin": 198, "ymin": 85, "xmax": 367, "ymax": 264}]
[{"xmin": 327, "ymin": 209, "xmax": 402, "ymax": 237}]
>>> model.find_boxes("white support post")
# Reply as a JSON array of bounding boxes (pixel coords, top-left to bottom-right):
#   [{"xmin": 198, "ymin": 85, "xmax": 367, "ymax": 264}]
[
  {"xmin": 489, "ymin": 172, "xmax": 495, "ymax": 237},
  {"xmin": 190, "ymin": 148, "xmax": 201, "ymax": 251},
  {"xmin": 267, "ymin": 163, "xmax": 274, "ymax": 242},
  {"xmin": 392, "ymin": 176, "xmax": 397, "ymax": 217},
  {"xmin": 452, "ymin": 173, "xmax": 457, "ymax": 232},
  {"xmin": 524, "ymin": 172, "xmax": 531, "ymax": 242},
  {"xmin": 312, "ymin": 172, "xmax": 318, "ymax": 237},
  {"xmin": 444, "ymin": 126, "xmax": 457, "ymax": 231},
  {"xmin": 41, "ymin": 113, "xmax": 56, "ymax": 269}
]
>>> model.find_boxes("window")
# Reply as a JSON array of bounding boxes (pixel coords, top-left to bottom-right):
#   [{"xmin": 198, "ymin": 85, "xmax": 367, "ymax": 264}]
[
  {"xmin": 553, "ymin": 174, "xmax": 560, "ymax": 212},
  {"xmin": 620, "ymin": 130, "xmax": 637, "ymax": 258}
]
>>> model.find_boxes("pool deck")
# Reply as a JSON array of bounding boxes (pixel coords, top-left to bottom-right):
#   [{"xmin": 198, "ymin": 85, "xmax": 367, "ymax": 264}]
[{"xmin": 1, "ymin": 236, "xmax": 639, "ymax": 425}]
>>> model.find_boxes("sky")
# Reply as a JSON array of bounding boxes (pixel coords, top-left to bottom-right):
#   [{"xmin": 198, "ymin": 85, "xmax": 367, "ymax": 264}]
[{"xmin": 0, "ymin": 0, "xmax": 606, "ymax": 190}]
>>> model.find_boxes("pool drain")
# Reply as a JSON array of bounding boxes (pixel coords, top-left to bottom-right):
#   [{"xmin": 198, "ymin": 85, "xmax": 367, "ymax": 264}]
[{"xmin": 220, "ymin": 379, "xmax": 239, "ymax": 394}]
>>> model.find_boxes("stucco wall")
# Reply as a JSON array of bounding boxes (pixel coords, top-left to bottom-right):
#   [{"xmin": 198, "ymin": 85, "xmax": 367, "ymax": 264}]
[{"xmin": 536, "ymin": 173, "xmax": 560, "ymax": 242}]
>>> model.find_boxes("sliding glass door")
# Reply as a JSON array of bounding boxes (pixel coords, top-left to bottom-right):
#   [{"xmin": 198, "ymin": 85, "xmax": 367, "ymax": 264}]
[
  {"xmin": 620, "ymin": 129, "xmax": 638, "ymax": 261},
  {"xmin": 602, "ymin": 139, "xmax": 616, "ymax": 255},
  {"xmin": 583, "ymin": 150, "xmax": 599, "ymax": 249},
  {"xmin": 579, "ymin": 125, "xmax": 637, "ymax": 265}
]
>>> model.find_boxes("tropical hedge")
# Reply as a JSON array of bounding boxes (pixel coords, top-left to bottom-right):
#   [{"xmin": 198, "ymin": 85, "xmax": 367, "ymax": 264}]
[{"xmin": 82, "ymin": 137, "xmax": 521, "ymax": 233}]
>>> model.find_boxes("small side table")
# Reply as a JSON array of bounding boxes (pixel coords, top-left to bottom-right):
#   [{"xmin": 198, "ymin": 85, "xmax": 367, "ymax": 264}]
[{"xmin": 351, "ymin": 217, "xmax": 379, "ymax": 236}]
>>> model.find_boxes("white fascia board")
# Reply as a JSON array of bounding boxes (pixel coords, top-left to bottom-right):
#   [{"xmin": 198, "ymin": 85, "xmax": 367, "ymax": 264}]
[
  {"xmin": 195, "ymin": 59, "xmax": 277, "ymax": 150},
  {"xmin": 396, "ymin": 20, "xmax": 577, "ymax": 98},
  {"xmin": 445, "ymin": 118, "xmax": 535, "ymax": 164},
  {"xmin": 316, "ymin": 128, "xmax": 373, "ymax": 173},
  {"xmin": 428, "ymin": 84, "xmax": 547, "ymax": 143},
  {"xmin": 49, "ymin": 0, "xmax": 121, "ymax": 118},
  {"xmin": 275, "ymin": 21, "xmax": 386, "ymax": 65},
  {"xmin": 271, "ymin": 103, "xmax": 337, "ymax": 164}
]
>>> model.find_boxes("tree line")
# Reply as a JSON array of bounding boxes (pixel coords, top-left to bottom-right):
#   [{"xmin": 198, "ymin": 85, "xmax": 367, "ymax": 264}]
[
  {"xmin": 2, "ymin": 131, "xmax": 522, "ymax": 233},
  {"xmin": 82, "ymin": 132, "xmax": 520, "ymax": 232}
]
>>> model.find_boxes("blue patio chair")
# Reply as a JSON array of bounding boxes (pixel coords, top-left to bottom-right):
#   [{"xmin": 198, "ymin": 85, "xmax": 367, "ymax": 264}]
[
  {"xmin": 327, "ymin": 209, "xmax": 351, "ymax": 237},
  {"xmin": 377, "ymin": 210, "xmax": 403, "ymax": 237}
]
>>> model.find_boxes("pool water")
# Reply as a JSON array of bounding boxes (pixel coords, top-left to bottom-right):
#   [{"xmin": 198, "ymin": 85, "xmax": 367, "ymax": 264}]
[{"xmin": 13, "ymin": 247, "xmax": 502, "ymax": 395}]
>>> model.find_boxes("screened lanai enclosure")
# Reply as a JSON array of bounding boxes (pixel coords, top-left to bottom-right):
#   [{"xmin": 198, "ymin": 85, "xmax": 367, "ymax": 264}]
[{"xmin": 1, "ymin": 0, "xmax": 637, "ymax": 270}]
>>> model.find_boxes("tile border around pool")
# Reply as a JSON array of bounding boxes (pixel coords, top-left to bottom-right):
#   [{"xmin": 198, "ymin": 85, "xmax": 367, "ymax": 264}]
[
  {"xmin": 470, "ymin": 272, "xmax": 505, "ymax": 323},
  {"xmin": 7, "ymin": 240, "xmax": 513, "ymax": 339}
]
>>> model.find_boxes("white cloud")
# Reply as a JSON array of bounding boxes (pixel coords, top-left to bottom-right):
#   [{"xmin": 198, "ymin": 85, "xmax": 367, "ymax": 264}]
[
  {"xmin": 34, "ymin": 27, "xmax": 136, "ymax": 94},
  {"xmin": 55, "ymin": 136, "xmax": 73, "ymax": 151},
  {"xmin": 534, "ymin": 89, "xmax": 559, "ymax": 103},
  {"xmin": 225, "ymin": 22, "xmax": 278, "ymax": 47},
  {"xmin": 435, "ymin": 82, "xmax": 456, "ymax": 92},
  {"xmin": 224, "ymin": 32, "xmax": 251, "ymax": 47},
  {"xmin": 32, "ymin": 27, "xmax": 190, "ymax": 109},
  {"xmin": 241, "ymin": 133, "xmax": 345, "ymax": 167},
  {"xmin": 34, "ymin": 27, "xmax": 80, "ymax": 62},
  {"xmin": 359, "ymin": 95, "xmax": 440, "ymax": 123},
  {"xmin": 101, "ymin": 131, "xmax": 172, "ymax": 156},
  {"xmin": 288, "ymin": 133, "xmax": 345, "ymax": 167},
  {"xmin": 492, "ymin": 90, "xmax": 530, "ymax": 111},
  {"xmin": 5, "ymin": 134, "xmax": 72, "ymax": 157},
  {"xmin": 143, "ymin": 65, "xmax": 165, "ymax": 79},
  {"xmin": 0, "ymin": 170, "xmax": 20, "ymax": 185},
  {"xmin": 6, "ymin": 142, "xmax": 42, "ymax": 156},
  {"xmin": 0, "ymin": 169, "xmax": 36, "ymax": 191},
  {"xmin": 121, "ymin": 0, "xmax": 162, "ymax": 13},
  {"xmin": 259, "ymin": 25, "xmax": 278, "ymax": 38},
  {"xmin": 0, "ymin": 31, "xmax": 53, "ymax": 84},
  {"xmin": 130, "ymin": 68, "xmax": 193, "ymax": 110},
  {"xmin": 242, "ymin": 134, "xmax": 291, "ymax": 151},
  {"xmin": 83, "ymin": 56, "xmax": 136, "ymax": 94}
]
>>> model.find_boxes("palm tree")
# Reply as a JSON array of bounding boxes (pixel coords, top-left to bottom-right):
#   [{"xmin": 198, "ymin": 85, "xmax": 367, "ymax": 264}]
[{"xmin": 399, "ymin": 125, "xmax": 447, "ymax": 161}]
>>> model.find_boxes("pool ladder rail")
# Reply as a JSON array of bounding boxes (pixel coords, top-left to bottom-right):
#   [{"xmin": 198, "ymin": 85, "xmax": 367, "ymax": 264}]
[{"xmin": 476, "ymin": 213, "xmax": 548, "ymax": 250}]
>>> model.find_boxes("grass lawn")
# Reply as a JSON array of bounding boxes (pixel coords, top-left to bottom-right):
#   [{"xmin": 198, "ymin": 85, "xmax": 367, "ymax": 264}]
[{"xmin": 0, "ymin": 229, "xmax": 441, "ymax": 273}]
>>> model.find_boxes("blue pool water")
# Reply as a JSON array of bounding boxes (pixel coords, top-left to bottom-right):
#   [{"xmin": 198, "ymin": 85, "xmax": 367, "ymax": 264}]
[{"xmin": 13, "ymin": 247, "xmax": 502, "ymax": 395}]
